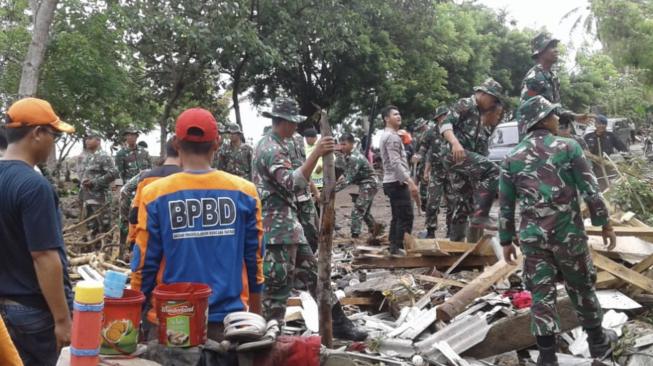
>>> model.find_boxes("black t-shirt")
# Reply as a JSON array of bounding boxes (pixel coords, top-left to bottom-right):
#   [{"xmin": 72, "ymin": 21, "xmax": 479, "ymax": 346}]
[{"xmin": 0, "ymin": 160, "xmax": 73, "ymax": 309}]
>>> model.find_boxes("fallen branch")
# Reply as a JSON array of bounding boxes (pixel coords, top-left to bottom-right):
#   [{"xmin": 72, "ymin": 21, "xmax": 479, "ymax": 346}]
[
  {"xmin": 63, "ymin": 202, "xmax": 110, "ymax": 233},
  {"xmin": 67, "ymin": 225, "xmax": 117, "ymax": 247}
]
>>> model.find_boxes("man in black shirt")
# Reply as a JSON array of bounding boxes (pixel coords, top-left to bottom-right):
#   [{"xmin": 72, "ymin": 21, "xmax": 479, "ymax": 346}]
[
  {"xmin": 0, "ymin": 98, "xmax": 75, "ymax": 366},
  {"xmin": 584, "ymin": 115, "xmax": 628, "ymax": 156}
]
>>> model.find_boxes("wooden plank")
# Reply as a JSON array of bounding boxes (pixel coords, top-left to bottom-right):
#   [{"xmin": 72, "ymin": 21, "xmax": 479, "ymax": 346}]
[
  {"xmin": 596, "ymin": 253, "xmax": 653, "ymax": 289},
  {"xmin": 444, "ymin": 235, "xmax": 492, "ymax": 275},
  {"xmin": 591, "ymin": 251, "xmax": 653, "ymax": 293},
  {"xmin": 586, "ymin": 226, "xmax": 653, "ymax": 240},
  {"xmin": 413, "ymin": 274, "xmax": 466, "ymax": 288},
  {"xmin": 352, "ymin": 255, "xmax": 497, "ymax": 270},
  {"xmin": 463, "ymin": 297, "xmax": 579, "ymax": 359},
  {"xmin": 436, "ymin": 256, "xmax": 522, "ymax": 322},
  {"xmin": 404, "ymin": 234, "xmax": 496, "ymax": 256}
]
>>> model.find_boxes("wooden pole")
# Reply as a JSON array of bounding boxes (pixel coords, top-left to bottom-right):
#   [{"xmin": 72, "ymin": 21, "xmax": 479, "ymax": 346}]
[
  {"xmin": 463, "ymin": 296, "xmax": 579, "ymax": 358},
  {"xmin": 316, "ymin": 107, "xmax": 335, "ymax": 347},
  {"xmin": 436, "ymin": 256, "xmax": 522, "ymax": 322}
]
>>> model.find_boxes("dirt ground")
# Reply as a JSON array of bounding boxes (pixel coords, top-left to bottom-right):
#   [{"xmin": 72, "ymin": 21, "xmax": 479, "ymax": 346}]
[{"xmin": 333, "ymin": 183, "xmax": 444, "ymax": 241}]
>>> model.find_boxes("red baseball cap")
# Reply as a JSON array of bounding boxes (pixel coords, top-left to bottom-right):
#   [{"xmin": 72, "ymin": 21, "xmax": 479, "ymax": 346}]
[{"xmin": 175, "ymin": 108, "xmax": 219, "ymax": 142}]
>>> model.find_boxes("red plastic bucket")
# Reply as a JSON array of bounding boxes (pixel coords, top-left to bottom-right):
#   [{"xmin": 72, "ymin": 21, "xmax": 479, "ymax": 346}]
[
  {"xmin": 153, "ymin": 282, "xmax": 212, "ymax": 347},
  {"xmin": 100, "ymin": 289, "xmax": 145, "ymax": 355}
]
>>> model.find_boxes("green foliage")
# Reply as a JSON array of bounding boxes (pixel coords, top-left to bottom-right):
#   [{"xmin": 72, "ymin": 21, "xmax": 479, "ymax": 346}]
[
  {"xmin": 249, "ymin": 0, "xmax": 535, "ymax": 127},
  {"xmin": 609, "ymin": 159, "xmax": 653, "ymax": 225},
  {"xmin": 590, "ymin": 0, "xmax": 653, "ymax": 83},
  {"xmin": 560, "ymin": 50, "xmax": 650, "ymax": 125},
  {"xmin": 39, "ymin": 0, "xmax": 158, "ymax": 141},
  {"xmin": 0, "ymin": 0, "xmax": 31, "ymax": 106}
]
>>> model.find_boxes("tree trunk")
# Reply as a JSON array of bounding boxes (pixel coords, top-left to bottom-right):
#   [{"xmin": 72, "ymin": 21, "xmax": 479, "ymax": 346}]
[
  {"xmin": 317, "ymin": 108, "xmax": 335, "ymax": 348},
  {"xmin": 231, "ymin": 54, "xmax": 249, "ymax": 129},
  {"xmin": 232, "ymin": 77, "xmax": 242, "ymax": 128},
  {"xmin": 19, "ymin": 0, "xmax": 59, "ymax": 96}
]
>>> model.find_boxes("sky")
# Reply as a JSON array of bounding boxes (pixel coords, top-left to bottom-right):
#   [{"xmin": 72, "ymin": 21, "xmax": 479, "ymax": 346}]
[{"xmin": 72, "ymin": 0, "xmax": 595, "ymax": 157}]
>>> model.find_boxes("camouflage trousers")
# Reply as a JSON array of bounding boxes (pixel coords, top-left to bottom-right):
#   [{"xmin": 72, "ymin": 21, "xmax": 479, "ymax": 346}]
[
  {"xmin": 351, "ymin": 185, "xmax": 378, "ymax": 236},
  {"xmin": 523, "ymin": 244, "xmax": 603, "ymax": 336},
  {"xmin": 119, "ymin": 189, "xmax": 134, "ymax": 246},
  {"xmin": 85, "ymin": 201, "xmax": 112, "ymax": 235},
  {"xmin": 262, "ymin": 244, "xmax": 335, "ymax": 323},
  {"xmin": 443, "ymin": 150, "xmax": 499, "ymax": 222},
  {"xmin": 297, "ymin": 199, "xmax": 319, "ymax": 253},
  {"xmin": 418, "ymin": 162, "xmax": 427, "ymax": 211},
  {"xmin": 425, "ymin": 165, "xmax": 451, "ymax": 231},
  {"xmin": 446, "ymin": 171, "xmax": 474, "ymax": 226}
]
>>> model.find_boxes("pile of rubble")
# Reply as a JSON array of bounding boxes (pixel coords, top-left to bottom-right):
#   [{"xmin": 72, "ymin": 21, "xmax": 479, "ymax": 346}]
[{"xmin": 281, "ymin": 210, "xmax": 653, "ymax": 365}]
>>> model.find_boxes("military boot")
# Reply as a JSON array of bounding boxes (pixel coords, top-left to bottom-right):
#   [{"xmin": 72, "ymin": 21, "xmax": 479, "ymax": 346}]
[
  {"xmin": 332, "ymin": 302, "xmax": 368, "ymax": 341},
  {"xmin": 449, "ymin": 223, "xmax": 467, "ymax": 242},
  {"xmin": 426, "ymin": 228, "xmax": 436, "ymax": 238},
  {"xmin": 588, "ymin": 328, "xmax": 618, "ymax": 360},
  {"xmin": 536, "ymin": 345, "xmax": 559, "ymax": 366}
]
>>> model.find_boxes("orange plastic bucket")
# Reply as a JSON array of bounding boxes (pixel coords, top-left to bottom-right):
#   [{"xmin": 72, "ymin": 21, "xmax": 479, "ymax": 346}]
[
  {"xmin": 100, "ymin": 289, "xmax": 145, "ymax": 355},
  {"xmin": 153, "ymin": 282, "xmax": 212, "ymax": 347}
]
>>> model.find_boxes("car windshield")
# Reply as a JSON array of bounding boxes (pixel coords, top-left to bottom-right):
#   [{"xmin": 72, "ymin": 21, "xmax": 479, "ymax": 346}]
[{"xmin": 490, "ymin": 125, "xmax": 519, "ymax": 147}]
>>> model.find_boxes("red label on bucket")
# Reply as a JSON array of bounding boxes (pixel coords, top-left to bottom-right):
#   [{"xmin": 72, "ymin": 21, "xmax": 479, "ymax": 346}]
[{"xmin": 153, "ymin": 283, "xmax": 211, "ymax": 347}]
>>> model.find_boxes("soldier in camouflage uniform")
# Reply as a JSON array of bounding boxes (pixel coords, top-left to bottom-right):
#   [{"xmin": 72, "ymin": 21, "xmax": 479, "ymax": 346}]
[
  {"xmin": 412, "ymin": 118, "xmax": 430, "ymax": 211},
  {"xmin": 336, "ymin": 133, "xmax": 383, "ymax": 238},
  {"xmin": 412, "ymin": 106, "xmax": 450, "ymax": 238},
  {"xmin": 520, "ymin": 32, "xmax": 591, "ymax": 140},
  {"xmin": 80, "ymin": 131, "xmax": 120, "ymax": 237},
  {"xmin": 500, "ymin": 96, "xmax": 618, "ymax": 365},
  {"xmin": 115, "ymin": 127, "xmax": 151, "ymax": 246},
  {"xmin": 114, "ymin": 127, "xmax": 151, "ymax": 181},
  {"xmin": 286, "ymin": 130, "xmax": 320, "ymax": 253},
  {"xmin": 253, "ymin": 97, "xmax": 366, "ymax": 341},
  {"xmin": 213, "ymin": 123, "xmax": 253, "ymax": 180},
  {"xmin": 439, "ymin": 79, "xmax": 504, "ymax": 241}
]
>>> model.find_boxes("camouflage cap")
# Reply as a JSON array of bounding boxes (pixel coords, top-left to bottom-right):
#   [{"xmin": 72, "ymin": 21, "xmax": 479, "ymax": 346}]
[
  {"xmin": 517, "ymin": 95, "xmax": 560, "ymax": 135},
  {"xmin": 473, "ymin": 78, "xmax": 504, "ymax": 100},
  {"xmin": 531, "ymin": 32, "xmax": 559, "ymax": 58},
  {"xmin": 261, "ymin": 97, "xmax": 306, "ymax": 124},
  {"xmin": 433, "ymin": 105, "xmax": 448, "ymax": 119},
  {"xmin": 227, "ymin": 123, "xmax": 242, "ymax": 134},
  {"xmin": 84, "ymin": 129, "xmax": 102, "ymax": 139},
  {"xmin": 414, "ymin": 118, "xmax": 428, "ymax": 130},
  {"xmin": 122, "ymin": 126, "xmax": 139, "ymax": 135}
]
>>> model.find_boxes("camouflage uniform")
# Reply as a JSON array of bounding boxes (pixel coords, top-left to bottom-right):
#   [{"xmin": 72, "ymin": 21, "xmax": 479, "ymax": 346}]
[
  {"xmin": 80, "ymin": 149, "xmax": 120, "ymax": 235},
  {"xmin": 415, "ymin": 108, "xmax": 451, "ymax": 234},
  {"xmin": 115, "ymin": 134, "xmax": 151, "ymax": 244},
  {"xmin": 288, "ymin": 132, "xmax": 319, "ymax": 253},
  {"xmin": 114, "ymin": 145, "xmax": 151, "ymax": 182},
  {"xmin": 500, "ymin": 96, "xmax": 608, "ymax": 336},
  {"xmin": 520, "ymin": 32, "xmax": 575, "ymax": 139},
  {"xmin": 213, "ymin": 124, "xmax": 254, "ymax": 180},
  {"xmin": 335, "ymin": 149, "xmax": 379, "ymax": 236},
  {"xmin": 439, "ymin": 80, "xmax": 502, "ymax": 238},
  {"xmin": 413, "ymin": 118, "xmax": 430, "ymax": 210},
  {"xmin": 253, "ymin": 98, "xmax": 331, "ymax": 322}
]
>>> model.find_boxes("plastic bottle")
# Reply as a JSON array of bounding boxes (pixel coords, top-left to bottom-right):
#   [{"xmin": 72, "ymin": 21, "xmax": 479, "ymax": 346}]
[{"xmin": 71, "ymin": 281, "xmax": 104, "ymax": 366}]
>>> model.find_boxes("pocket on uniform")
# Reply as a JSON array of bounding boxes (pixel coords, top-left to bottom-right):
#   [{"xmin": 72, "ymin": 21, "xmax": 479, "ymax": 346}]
[{"xmin": 3, "ymin": 304, "xmax": 54, "ymax": 335}]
